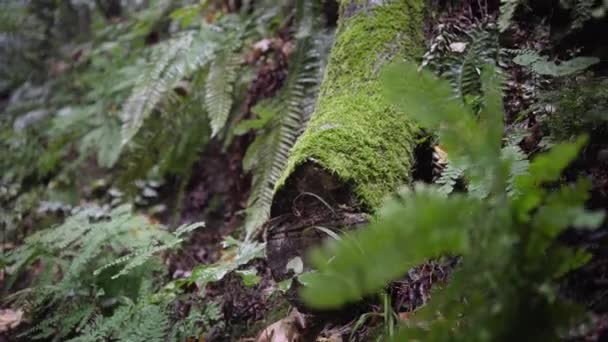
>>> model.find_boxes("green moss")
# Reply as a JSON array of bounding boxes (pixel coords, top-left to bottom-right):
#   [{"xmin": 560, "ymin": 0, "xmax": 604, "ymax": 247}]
[{"xmin": 275, "ymin": 0, "xmax": 425, "ymax": 209}]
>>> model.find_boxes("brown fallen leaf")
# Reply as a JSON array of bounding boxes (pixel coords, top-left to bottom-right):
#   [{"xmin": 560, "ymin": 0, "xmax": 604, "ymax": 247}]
[
  {"xmin": 256, "ymin": 308, "xmax": 306, "ymax": 342},
  {"xmin": 399, "ymin": 312, "xmax": 410, "ymax": 321},
  {"xmin": 0, "ymin": 308, "xmax": 24, "ymax": 332},
  {"xmin": 433, "ymin": 145, "xmax": 448, "ymax": 166},
  {"xmin": 316, "ymin": 334, "xmax": 343, "ymax": 342}
]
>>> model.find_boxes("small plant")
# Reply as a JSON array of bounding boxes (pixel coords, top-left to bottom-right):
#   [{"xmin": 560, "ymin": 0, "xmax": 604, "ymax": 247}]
[
  {"xmin": 3, "ymin": 204, "xmax": 203, "ymax": 340},
  {"xmin": 300, "ymin": 62, "xmax": 604, "ymax": 340}
]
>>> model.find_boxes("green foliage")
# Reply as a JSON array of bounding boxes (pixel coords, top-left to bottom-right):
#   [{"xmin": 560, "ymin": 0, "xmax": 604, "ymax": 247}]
[
  {"xmin": 541, "ymin": 76, "xmax": 608, "ymax": 141},
  {"xmin": 514, "ymin": 50, "xmax": 599, "ymax": 77},
  {"xmin": 119, "ymin": 28, "xmax": 215, "ymax": 146},
  {"xmin": 206, "ymin": 50, "xmax": 242, "ymax": 136},
  {"xmin": 437, "ymin": 128, "xmax": 530, "ymax": 197},
  {"xmin": 423, "ymin": 25, "xmax": 502, "ymax": 110},
  {"xmin": 3, "ymin": 204, "xmax": 202, "ymax": 340},
  {"xmin": 68, "ymin": 298, "xmax": 171, "ymax": 342},
  {"xmin": 499, "ymin": 0, "xmax": 523, "ymax": 32},
  {"xmin": 239, "ymin": 27, "xmax": 332, "ymax": 240},
  {"xmin": 560, "ymin": 0, "xmax": 605, "ymax": 29},
  {"xmin": 169, "ymin": 300, "xmax": 224, "ymax": 341},
  {"xmin": 300, "ymin": 62, "xmax": 604, "ymax": 340},
  {"xmin": 119, "ymin": 13, "xmax": 261, "ymax": 147},
  {"xmin": 0, "ymin": 0, "xmax": 45, "ymax": 90},
  {"xmin": 189, "ymin": 238, "xmax": 265, "ymax": 294}
]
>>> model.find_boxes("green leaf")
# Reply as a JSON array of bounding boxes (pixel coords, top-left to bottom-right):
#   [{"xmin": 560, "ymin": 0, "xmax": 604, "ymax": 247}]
[
  {"xmin": 235, "ymin": 268, "xmax": 261, "ymax": 287},
  {"xmin": 516, "ymin": 135, "xmax": 587, "ymax": 190},
  {"xmin": 206, "ymin": 51, "xmax": 241, "ymax": 137},
  {"xmin": 513, "ymin": 52, "xmax": 599, "ymax": 76},
  {"xmin": 301, "ymin": 185, "xmax": 479, "ymax": 309},
  {"xmin": 381, "ymin": 62, "xmax": 502, "ymax": 182},
  {"xmin": 499, "ymin": 0, "xmax": 522, "ymax": 32},
  {"xmin": 382, "ymin": 62, "xmax": 468, "ymax": 131},
  {"xmin": 191, "ymin": 241, "xmax": 265, "ymax": 291},
  {"xmin": 170, "ymin": 4, "xmax": 202, "ymax": 29},
  {"xmin": 233, "ymin": 101, "xmax": 277, "ymax": 135}
]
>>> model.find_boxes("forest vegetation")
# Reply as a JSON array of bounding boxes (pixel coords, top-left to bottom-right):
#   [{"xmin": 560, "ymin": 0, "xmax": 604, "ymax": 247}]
[{"xmin": 2, "ymin": 0, "xmax": 608, "ymax": 341}]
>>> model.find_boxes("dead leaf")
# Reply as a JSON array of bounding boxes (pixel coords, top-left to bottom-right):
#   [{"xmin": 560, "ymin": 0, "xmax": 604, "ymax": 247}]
[
  {"xmin": 254, "ymin": 39, "xmax": 273, "ymax": 53},
  {"xmin": 0, "ymin": 309, "xmax": 23, "ymax": 332},
  {"xmin": 316, "ymin": 334, "xmax": 343, "ymax": 342},
  {"xmin": 433, "ymin": 145, "xmax": 448, "ymax": 165},
  {"xmin": 256, "ymin": 309, "xmax": 306, "ymax": 342},
  {"xmin": 449, "ymin": 42, "xmax": 467, "ymax": 53}
]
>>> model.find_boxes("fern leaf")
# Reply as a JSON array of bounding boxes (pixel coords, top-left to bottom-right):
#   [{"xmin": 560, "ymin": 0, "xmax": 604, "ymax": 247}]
[
  {"xmin": 117, "ymin": 304, "xmax": 170, "ymax": 342},
  {"xmin": 110, "ymin": 243, "xmax": 177, "ymax": 279},
  {"xmin": 205, "ymin": 51, "xmax": 241, "ymax": 136},
  {"xmin": 120, "ymin": 28, "xmax": 219, "ymax": 147},
  {"xmin": 243, "ymin": 34, "xmax": 325, "ymax": 239},
  {"xmin": 120, "ymin": 31, "xmax": 194, "ymax": 146},
  {"xmin": 436, "ymin": 162, "xmax": 465, "ymax": 196},
  {"xmin": 499, "ymin": 0, "xmax": 522, "ymax": 32},
  {"xmin": 445, "ymin": 27, "xmax": 501, "ymax": 101},
  {"xmin": 174, "ymin": 221, "xmax": 205, "ymax": 237},
  {"xmin": 502, "ymin": 144, "xmax": 529, "ymax": 196}
]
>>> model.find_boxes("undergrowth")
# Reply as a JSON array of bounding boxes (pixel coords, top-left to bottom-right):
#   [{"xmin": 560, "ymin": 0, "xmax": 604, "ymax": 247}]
[{"xmin": 300, "ymin": 62, "xmax": 605, "ymax": 341}]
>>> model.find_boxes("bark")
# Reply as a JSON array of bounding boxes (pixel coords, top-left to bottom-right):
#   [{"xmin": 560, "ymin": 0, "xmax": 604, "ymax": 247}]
[{"xmin": 265, "ymin": 0, "xmax": 426, "ymax": 309}]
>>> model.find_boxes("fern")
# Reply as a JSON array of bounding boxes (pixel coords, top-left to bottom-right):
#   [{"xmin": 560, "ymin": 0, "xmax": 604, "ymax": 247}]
[
  {"xmin": 119, "ymin": 29, "xmax": 207, "ymax": 145},
  {"xmin": 206, "ymin": 49, "xmax": 242, "ymax": 137},
  {"xmin": 241, "ymin": 33, "xmax": 327, "ymax": 240},
  {"xmin": 3, "ymin": 204, "xmax": 202, "ymax": 340},
  {"xmin": 119, "ymin": 13, "xmax": 262, "ymax": 148},
  {"xmin": 560, "ymin": 0, "xmax": 596, "ymax": 29},
  {"xmin": 499, "ymin": 0, "xmax": 522, "ymax": 32},
  {"xmin": 68, "ymin": 302, "xmax": 134, "ymax": 342},
  {"xmin": 301, "ymin": 62, "xmax": 604, "ymax": 341},
  {"xmin": 540, "ymin": 76, "xmax": 608, "ymax": 141},
  {"xmin": 424, "ymin": 25, "xmax": 503, "ymax": 106},
  {"xmin": 94, "ymin": 221, "xmax": 205, "ymax": 280},
  {"xmin": 436, "ymin": 162, "xmax": 465, "ymax": 195},
  {"xmin": 437, "ymin": 131, "xmax": 530, "ymax": 197},
  {"xmin": 116, "ymin": 303, "xmax": 170, "ymax": 342}
]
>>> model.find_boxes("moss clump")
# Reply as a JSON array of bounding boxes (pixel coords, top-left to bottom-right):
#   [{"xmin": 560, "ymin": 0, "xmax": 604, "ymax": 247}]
[{"xmin": 275, "ymin": 0, "xmax": 425, "ymax": 209}]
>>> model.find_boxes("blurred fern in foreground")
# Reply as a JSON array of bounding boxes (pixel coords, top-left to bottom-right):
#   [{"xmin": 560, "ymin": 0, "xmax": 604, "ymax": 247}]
[{"xmin": 301, "ymin": 62, "xmax": 604, "ymax": 341}]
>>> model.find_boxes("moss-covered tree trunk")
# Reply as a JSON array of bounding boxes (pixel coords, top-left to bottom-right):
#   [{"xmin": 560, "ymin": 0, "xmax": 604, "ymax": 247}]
[{"xmin": 266, "ymin": 0, "xmax": 426, "ymax": 304}]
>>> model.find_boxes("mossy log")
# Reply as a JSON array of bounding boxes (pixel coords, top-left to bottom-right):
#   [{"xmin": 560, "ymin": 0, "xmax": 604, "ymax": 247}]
[{"xmin": 265, "ymin": 0, "xmax": 426, "ymax": 308}]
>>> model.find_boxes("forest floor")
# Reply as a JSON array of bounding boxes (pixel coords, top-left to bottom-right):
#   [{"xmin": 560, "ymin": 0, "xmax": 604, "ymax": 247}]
[
  {"xmin": 155, "ymin": 4, "xmax": 608, "ymax": 340},
  {"xmin": 4, "ymin": 1, "xmax": 608, "ymax": 341}
]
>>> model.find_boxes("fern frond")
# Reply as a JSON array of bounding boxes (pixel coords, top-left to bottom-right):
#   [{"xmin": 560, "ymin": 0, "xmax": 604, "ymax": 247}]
[
  {"xmin": 243, "ymin": 33, "xmax": 326, "ymax": 239},
  {"xmin": 174, "ymin": 221, "xmax": 206, "ymax": 237},
  {"xmin": 499, "ymin": 0, "xmax": 522, "ymax": 32},
  {"xmin": 561, "ymin": 0, "xmax": 596, "ymax": 29},
  {"xmin": 436, "ymin": 162, "xmax": 465, "ymax": 196},
  {"xmin": 205, "ymin": 50, "xmax": 242, "ymax": 136},
  {"xmin": 4, "ymin": 203, "xmax": 190, "ymax": 340},
  {"xmin": 423, "ymin": 22, "xmax": 503, "ymax": 107},
  {"xmin": 119, "ymin": 24, "xmax": 228, "ymax": 146},
  {"xmin": 117, "ymin": 303, "xmax": 170, "ymax": 342},
  {"xmin": 68, "ymin": 303, "xmax": 134, "ymax": 342},
  {"xmin": 444, "ymin": 27, "xmax": 501, "ymax": 102},
  {"xmin": 120, "ymin": 30, "xmax": 199, "ymax": 145}
]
